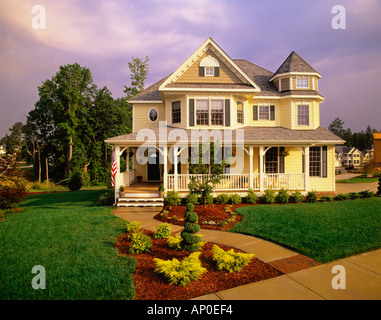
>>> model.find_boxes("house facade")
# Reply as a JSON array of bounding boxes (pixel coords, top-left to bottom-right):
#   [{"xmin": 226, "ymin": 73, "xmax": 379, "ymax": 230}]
[
  {"xmin": 335, "ymin": 146, "xmax": 363, "ymax": 168},
  {"xmin": 106, "ymin": 38, "xmax": 343, "ymax": 200},
  {"xmin": 374, "ymin": 133, "xmax": 381, "ymax": 167}
]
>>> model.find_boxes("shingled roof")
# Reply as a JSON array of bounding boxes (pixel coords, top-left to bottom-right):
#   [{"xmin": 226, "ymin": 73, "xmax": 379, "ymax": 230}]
[{"xmin": 271, "ymin": 51, "xmax": 320, "ymax": 79}]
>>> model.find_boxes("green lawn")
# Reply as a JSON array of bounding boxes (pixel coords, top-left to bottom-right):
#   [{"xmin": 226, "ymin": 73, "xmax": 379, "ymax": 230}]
[
  {"xmin": 336, "ymin": 175, "xmax": 379, "ymax": 183},
  {"xmin": 0, "ymin": 190, "xmax": 136, "ymax": 300},
  {"xmin": 230, "ymin": 198, "xmax": 381, "ymax": 263}
]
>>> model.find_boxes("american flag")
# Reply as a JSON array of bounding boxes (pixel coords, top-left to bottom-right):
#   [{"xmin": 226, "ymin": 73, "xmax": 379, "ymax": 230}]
[{"xmin": 111, "ymin": 149, "xmax": 117, "ymax": 187}]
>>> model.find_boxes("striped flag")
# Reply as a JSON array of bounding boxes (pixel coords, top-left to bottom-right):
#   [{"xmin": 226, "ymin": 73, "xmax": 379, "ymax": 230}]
[{"xmin": 111, "ymin": 149, "xmax": 117, "ymax": 187}]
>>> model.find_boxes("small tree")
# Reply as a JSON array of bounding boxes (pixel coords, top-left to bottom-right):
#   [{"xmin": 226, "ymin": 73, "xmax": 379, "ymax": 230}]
[
  {"xmin": 0, "ymin": 153, "xmax": 27, "ymax": 209},
  {"xmin": 180, "ymin": 202, "xmax": 202, "ymax": 252},
  {"xmin": 188, "ymin": 142, "xmax": 226, "ymax": 208}
]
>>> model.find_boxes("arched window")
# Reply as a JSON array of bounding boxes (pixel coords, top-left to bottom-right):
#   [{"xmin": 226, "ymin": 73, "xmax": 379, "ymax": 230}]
[
  {"xmin": 199, "ymin": 56, "xmax": 220, "ymax": 77},
  {"xmin": 148, "ymin": 108, "xmax": 158, "ymax": 122}
]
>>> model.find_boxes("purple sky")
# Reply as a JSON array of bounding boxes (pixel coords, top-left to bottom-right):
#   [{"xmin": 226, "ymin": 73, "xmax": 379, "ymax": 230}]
[{"xmin": 1, "ymin": 0, "xmax": 381, "ymax": 137}]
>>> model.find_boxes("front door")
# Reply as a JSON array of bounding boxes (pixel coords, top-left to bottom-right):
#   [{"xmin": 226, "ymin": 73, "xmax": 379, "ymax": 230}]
[{"xmin": 147, "ymin": 148, "xmax": 161, "ymax": 181}]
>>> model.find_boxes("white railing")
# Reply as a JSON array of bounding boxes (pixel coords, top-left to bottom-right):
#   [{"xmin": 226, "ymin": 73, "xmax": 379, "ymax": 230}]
[
  {"xmin": 166, "ymin": 173, "xmax": 305, "ymax": 191},
  {"xmin": 122, "ymin": 169, "xmax": 136, "ymax": 186},
  {"xmin": 264, "ymin": 173, "xmax": 305, "ymax": 190}
]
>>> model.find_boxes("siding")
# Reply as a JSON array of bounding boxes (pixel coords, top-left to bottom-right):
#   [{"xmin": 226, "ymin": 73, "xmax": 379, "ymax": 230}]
[{"xmin": 309, "ymin": 146, "xmax": 335, "ymax": 192}]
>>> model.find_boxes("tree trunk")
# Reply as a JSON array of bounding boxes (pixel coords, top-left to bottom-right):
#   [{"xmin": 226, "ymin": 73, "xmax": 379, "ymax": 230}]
[
  {"xmin": 46, "ymin": 157, "xmax": 49, "ymax": 182},
  {"xmin": 38, "ymin": 148, "xmax": 41, "ymax": 183}
]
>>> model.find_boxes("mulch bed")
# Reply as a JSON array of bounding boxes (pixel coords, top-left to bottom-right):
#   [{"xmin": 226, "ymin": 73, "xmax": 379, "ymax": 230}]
[
  {"xmin": 154, "ymin": 204, "xmax": 255, "ymax": 231},
  {"xmin": 114, "ymin": 230, "xmax": 283, "ymax": 300}
]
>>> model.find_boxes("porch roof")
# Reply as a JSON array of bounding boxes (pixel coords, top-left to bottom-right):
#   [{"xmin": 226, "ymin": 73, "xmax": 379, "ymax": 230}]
[{"xmin": 106, "ymin": 126, "xmax": 344, "ymax": 146}]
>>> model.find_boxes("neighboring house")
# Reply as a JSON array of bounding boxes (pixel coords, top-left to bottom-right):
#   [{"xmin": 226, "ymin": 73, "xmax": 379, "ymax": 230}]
[
  {"xmin": 335, "ymin": 146, "xmax": 363, "ymax": 168},
  {"xmin": 362, "ymin": 147, "xmax": 374, "ymax": 165},
  {"xmin": 374, "ymin": 133, "xmax": 381, "ymax": 167},
  {"xmin": 106, "ymin": 38, "xmax": 344, "ymax": 202}
]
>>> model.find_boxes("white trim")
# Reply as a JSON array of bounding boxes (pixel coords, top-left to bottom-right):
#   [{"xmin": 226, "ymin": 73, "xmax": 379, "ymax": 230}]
[
  {"xmin": 127, "ymin": 100, "xmax": 162, "ymax": 104},
  {"xmin": 270, "ymin": 71, "xmax": 321, "ymax": 82},
  {"xmin": 162, "ymin": 87, "xmax": 258, "ymax": 93}
]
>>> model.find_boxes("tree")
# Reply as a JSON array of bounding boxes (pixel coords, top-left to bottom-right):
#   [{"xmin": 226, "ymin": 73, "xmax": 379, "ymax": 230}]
[
  {"xmin": 180, "ymin": 202, "xmax": 202, "ymax": 252},
  {"xmin": 328, "ymin": 118, "xmax": 346, "ymax": 138},
  {"xmin": 123, "ymin": 56, "xmax": 150, "ymax": 99},
  {"xmin": 4, "ymin": 122, "xmax": 24, "ymax": 155},
  {"xmin": 188, "ymin": 142, "xmax": 226, "ymax": 208}
]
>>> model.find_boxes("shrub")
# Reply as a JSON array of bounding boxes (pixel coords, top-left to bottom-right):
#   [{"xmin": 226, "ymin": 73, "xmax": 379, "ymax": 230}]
[
  {"xmin": 126, "ymin": 221, "xmax": 142, "ymax": 234},
  {"xmin": 229, "ymin": 193, "xmax": 242, "ymax": 205},
  {"xmin": 212, "ymin": 245, "xmax": 254, "ymax": 273},
  {"xmin": 153, "ymin": 252, "xmax": 207, "ymax": 286},
  {"xmin": 166, "ymin": 191, "xmax": 182, "ymax": 206},
  {"xmin": 129, "ymin": 231, "xmax": 152, "ymax": 254},
  {"xmin": 180, "ymin": 202, "xmax": 202, "ymax": 252},
  {"xmin": 289, "ymin": 191, "xmax": 304, "ymax": 203},
  {"xmin": 205, "ymin": 194, "xmax": 214, "ymax": 204},
  {"xmin": 377, "ymin": 177, "xmax": 381, "ymax": 196},
  {"xmin": 185, "ymin": 192, "xmax": 198, "ymax": 205},
  {"xmin": 153, "ymin": 223, "xmax": 172, "ymax": 239},
  {"xmin": 306, "ymin": 191, "xmax": 318, "ymax": 203},
  {"xmin": 275, "ymin": 188, "xmax": 290, "ymax": 203},
  {"xmin": 215, "ymin": 194, "xmax": 230, "ymax": 204},
  {"xmin": 348, "ymin": 192, "xmax": 360, "ymax": 200},
  {"xmin": 334, "ymin": 193, "xmax": 350, "ymax": 201},
  {"xmin": 319, "ymin": 195, "xmax": 333, "ymax": 202},
  {"xmin": 96, "ymin": 191, "xmax": 114, "ymax": 206},
  {"xmin": 261, "ymin": 189, "xmax": 276, "ymax": 204},
  {"xmin": 68, "ymin": 171, "xmax": 83, "ymax": 191},
  {"xmin": 245, "ymin": 189, "xmax": 258, "ymax": 204},
  {"xmin": 359, "ymin": 190, "xmax": 374, "ymax": 198},
  {"xmin": 166, "ymin": 236, "xmax": 182, "ymax": 250}
]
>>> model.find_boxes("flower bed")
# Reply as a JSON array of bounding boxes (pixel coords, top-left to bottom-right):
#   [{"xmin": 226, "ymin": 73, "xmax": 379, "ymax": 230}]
[
  {"xmin": 154, "ymin": 204, "xmax": 254, "ymax": 231},
  {"xmin": 114, "ymin": 230, "xmax": 283, "ymax": 300}
]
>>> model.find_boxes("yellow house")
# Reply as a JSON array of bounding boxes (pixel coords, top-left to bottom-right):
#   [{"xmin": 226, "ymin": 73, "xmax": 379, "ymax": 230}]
[
  {"xmin": 106, "ymin": 38, "xmax": 344, "ymax": 204},
  {"xmin": 374, "ymin": 133, "xmax": 381, "ymax": 167}
]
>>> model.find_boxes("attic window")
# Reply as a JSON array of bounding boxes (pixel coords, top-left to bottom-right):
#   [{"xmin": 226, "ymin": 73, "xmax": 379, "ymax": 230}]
[{"xmin": 199, "ymin": 56, "xmax": 220, "ymax": 77}]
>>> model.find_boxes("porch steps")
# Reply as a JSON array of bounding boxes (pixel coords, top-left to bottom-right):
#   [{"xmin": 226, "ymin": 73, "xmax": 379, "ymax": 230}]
[{"xmin": 117, "ymin": 193, "xmax": 164, "ymax": 207}]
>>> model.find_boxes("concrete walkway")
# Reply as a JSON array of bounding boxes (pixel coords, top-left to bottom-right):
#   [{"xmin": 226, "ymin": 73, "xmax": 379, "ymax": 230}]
[{"xmin": 114, "ymin": 207, "xmax": 381, "ymax": 300}]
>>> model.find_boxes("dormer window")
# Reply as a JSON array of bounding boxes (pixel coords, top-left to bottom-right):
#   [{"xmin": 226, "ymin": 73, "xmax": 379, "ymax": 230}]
[
  {"xmin": 296, "ymin": 78, "xmax": 308, "ymax": 88},
  {"xmin": 199, "ymin": 56, "xmax": 220, "ymax": 77}
]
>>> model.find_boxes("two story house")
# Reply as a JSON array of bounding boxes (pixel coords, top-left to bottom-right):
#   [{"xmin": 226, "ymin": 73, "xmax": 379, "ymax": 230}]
[{"xmin": 106, "ymin": 38, "xmax": 343, "ymax": 203}]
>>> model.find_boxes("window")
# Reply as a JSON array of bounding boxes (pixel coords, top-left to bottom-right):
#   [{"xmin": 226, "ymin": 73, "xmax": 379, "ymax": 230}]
[
  {"xmin": 148, "ymin": 108, "xmax": 158, "ymax": 122},
  {"xmin": 196, "ymin": 100, "xmax": 209, "ymax": 125},
  {"xmin": 296, "ymin": 78, "xmax": 308, "ymax": 88},
  {"xmin": 297, "ymin": 105, "xmax": 309, "ymax": 126},
  {"xmin": 259, "ymin": 106, "xmax": 269, "ymax": 120},
  {"xmin": 237, "ymin": 101, "xmax": 244, "ymax": 124},
  {"xmin": 205, "ymin": 67, "xmax": 214, "ymax": 76},
  {"xmin": 171, "ymin": 101, "xmax": 181, "ymax": 124},
  {"xmin": 211, "ymin": 100, "xmax": 224, "ymax": 125},
  {"xmin": 309, "ymin": 147, "xmax": 321, "ymax": 177},
  {"xmin": 265, "ymin": 147, "xmax": 278, "ymax": 173}
]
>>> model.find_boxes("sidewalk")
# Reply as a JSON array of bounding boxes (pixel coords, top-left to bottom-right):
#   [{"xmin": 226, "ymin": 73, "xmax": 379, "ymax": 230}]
[{"xmin": 114, "ymin": 207, "xmax": 381, "ymax": 300}]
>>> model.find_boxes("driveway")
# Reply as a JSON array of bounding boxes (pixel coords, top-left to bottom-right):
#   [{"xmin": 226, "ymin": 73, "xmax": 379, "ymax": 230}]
[{"xmin": 335, "ymin": 173, "xmax": 379, "ymax": 194}]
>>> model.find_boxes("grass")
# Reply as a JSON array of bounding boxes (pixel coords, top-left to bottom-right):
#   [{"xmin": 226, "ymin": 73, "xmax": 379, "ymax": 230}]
[
  {"xmin": 0, "ymin": 190, "xmax": 136, "ymax": 300},
  {"xmin": 230, "ymin": 198, "xmax": 381, "ymax": 263},
  {"xmin": 336, "ymin": 174, "xmax": 379, "ymax": 183}
]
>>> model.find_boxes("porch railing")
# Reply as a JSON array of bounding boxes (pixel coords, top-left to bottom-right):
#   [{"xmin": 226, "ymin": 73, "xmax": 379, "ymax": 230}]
[
  {"xmin": 122, "ymin": 169, "xmax": 136, "ymax": 186},
  {"xmin": 166, "ymin": 173, "xmax": 304, "ymax": 191}
]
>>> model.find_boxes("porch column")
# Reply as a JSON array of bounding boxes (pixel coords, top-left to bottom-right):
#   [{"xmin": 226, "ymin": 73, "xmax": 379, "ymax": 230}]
[
  {"xmin": 173, "ymin": 146, "xmax": 178, "ymax": 191},
  {"xmin": 163, "ymin": 146, "xmax": 168, "ymax": 192},
  {"xmin": 125, "ymin": 147, "xmax": 130, "ymax": 187},
  {"xmin": 259, "ymin": 146, "xmax": 264, "ymax": 192},
  {"xmin": 114, "ymin": 146, "xmax": 121, "ymax": 202},
  {"xmin": 249, "ymin": 146, "xmax": 253, "ymax": 189},
  {"xmin": 304, "ymin": 146, "xmax": 310, "ymax": 192}
]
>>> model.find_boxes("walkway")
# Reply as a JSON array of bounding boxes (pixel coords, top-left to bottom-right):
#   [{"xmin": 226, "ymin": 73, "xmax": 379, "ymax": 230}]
[{"xmin": 114, "ymin": 207, "xmax": 381, "ymax": 300}]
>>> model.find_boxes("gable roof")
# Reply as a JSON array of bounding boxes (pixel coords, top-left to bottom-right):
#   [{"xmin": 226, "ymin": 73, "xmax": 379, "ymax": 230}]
[
  {"xmin": 270, "ymin": 51, "xmax": 321, "ymax": 81},
  {"xmin": 159, "ymin": 38, "xmax": 261, "ymax": 93}
]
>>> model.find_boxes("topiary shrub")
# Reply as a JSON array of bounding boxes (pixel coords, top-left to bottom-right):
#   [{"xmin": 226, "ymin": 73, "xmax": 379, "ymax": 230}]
[
  {"xmin": 275, "ymin": 188, "xmax": 290, "ymax": 203},
  {"xmin": 261, "ymin": 189, "xmax": 276, "ymax": 204},
  {"xmin": 212, "ymin": 245, "xmax": 254, "ymax": 273},
  {"xmin": 129, "ymin": 231, "xmax": 152, "ymax": 254},
  {"xmin": 153, "ymin": 252, "xmax": 207, "ymax": 286},
  {"xmin": 306, "ymin": 190, "xmax": 318, "ymax": 203},
  {"xmin": 245, "ymin": 189, "xmax": 258, "ymax": 204},
  {"xmin": 229, "ymin": 193, "xmax": 242, "ymax": 205},
  {"xmin": 68, "ymin": 171, "xmax": 83, "ymax": 191},
  {"xmin": 289, "ymin": 191, "xmax": 304, "ymax": 203},
  {"xmin": 166, "ymin": 191, "xmax": 182, "ymax": 206},
  {"xmin": 180, "ymin": 202, "xmax": 202, "ymax": 252}
]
